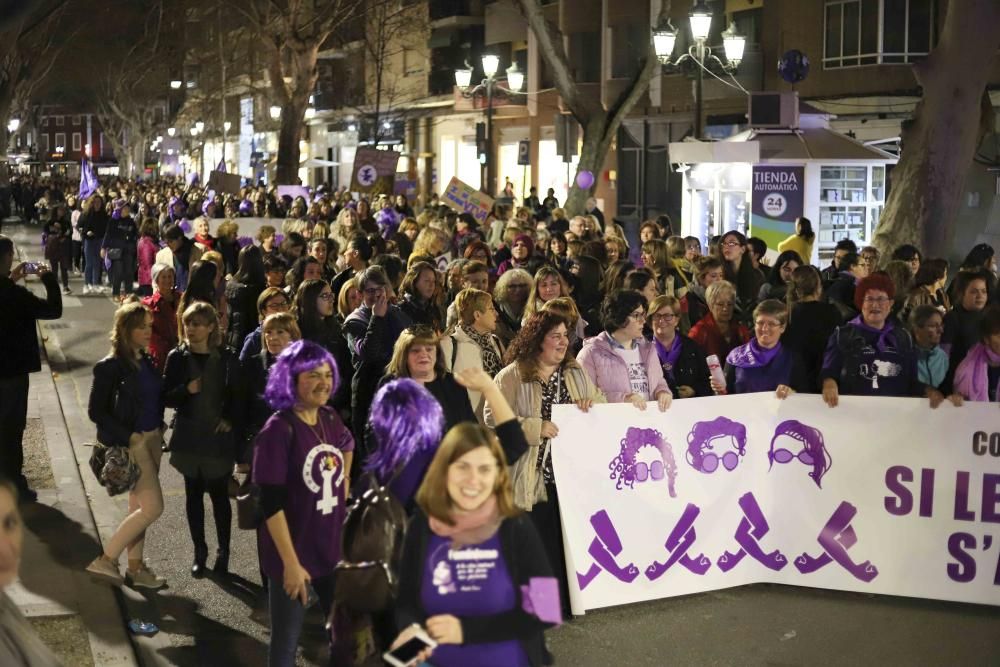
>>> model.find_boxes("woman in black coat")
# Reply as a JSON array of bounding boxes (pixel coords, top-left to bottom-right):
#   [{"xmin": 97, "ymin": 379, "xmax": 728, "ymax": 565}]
[
  {"xmin": 163, "ymin": 302, "xmax": 243, "ymax": 578},
  {"xmin": 292, "ymin": 278, "xmax": 353, "ymax": 415},
  {"xmin": 782, "ymin": 265, "xmax": 842, "ymax": 393},
  {"xmin": 85, "ymin": 302, "xmax": 167, "ymax": 589},
  {"xmin": 224, "ymin": 245, "xmax": 266, "ymax": 351},
  {"xmin": 647, "ymin": 295, "xmax": 711, "ymax": 398}
]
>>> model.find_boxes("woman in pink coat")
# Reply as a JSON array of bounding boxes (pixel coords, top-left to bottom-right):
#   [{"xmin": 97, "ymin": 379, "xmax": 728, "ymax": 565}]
[
  {"xmin": 136, "ymin": 220, "xmax": 159, "ymax": 297},
  {"xmin": 577, "ymin": 289, "xmax": 673, "ymax": 411}
]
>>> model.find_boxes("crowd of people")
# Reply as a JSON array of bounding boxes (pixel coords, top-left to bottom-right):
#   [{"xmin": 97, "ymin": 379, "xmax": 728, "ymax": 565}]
[{"xmin": 1, "ymin": 173, "xmax": 999, "ymax": 666}]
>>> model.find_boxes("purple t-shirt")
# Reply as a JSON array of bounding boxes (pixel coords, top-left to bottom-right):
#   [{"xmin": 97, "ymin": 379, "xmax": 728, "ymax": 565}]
[
  {"xmin": 253, "ymin": 407, "xmax": 354, "ymax": 579},
  {"xmin": 421, "ymin": 533, "xmax": 529, "ymax": 667}
]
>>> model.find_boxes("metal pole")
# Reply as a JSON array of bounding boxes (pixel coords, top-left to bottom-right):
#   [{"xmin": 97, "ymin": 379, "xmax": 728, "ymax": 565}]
[
  {"xmin": 485, "ymin": 79, "xmax": 494, "ymax": 196},
  {"xmin": 695, "ymin": 41, "xmax": 705, "ymax": 140}
]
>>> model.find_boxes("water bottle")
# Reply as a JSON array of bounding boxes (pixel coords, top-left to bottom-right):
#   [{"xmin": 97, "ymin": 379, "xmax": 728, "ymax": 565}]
[{"xmin": 706, "ymin": 354, "xmax": 727, "ymax": 394}]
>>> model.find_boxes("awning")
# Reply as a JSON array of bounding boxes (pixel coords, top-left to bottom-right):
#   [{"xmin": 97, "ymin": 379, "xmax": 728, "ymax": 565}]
[{"xmin": 669, "ymin": 127, "xmax": 897, "ymax": 164}]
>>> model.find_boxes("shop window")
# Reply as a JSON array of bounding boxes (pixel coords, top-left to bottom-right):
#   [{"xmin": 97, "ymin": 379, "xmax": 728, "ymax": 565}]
[
  {"xmin": 824, "ymin": 0, "xmax": 934, "ymax": 68},
  {"xmin": 72, "ymin": 133, "xmax": 81, "ymax": 151},
  {"xmin": 818, "ymin": 165, "xmax": 887, "ymax": 248},
  {"xmin": 54, "ymin": 133, "xmax": 66, "ymax": 151}
]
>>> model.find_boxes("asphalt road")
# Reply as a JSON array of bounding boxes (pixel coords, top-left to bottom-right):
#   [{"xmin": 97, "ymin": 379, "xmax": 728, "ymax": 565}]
[{"xmin": 9, "ymin": 221, "xmax": 1000, "ymax": 666}]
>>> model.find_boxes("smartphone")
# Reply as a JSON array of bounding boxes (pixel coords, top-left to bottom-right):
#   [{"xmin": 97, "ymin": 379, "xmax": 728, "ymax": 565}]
[
  {"xmin": 303, "ymin": 583, "xmax": 319, "ymax": 608},
  {"xmin": 383, "ymin": 629, "xmax": 437, "ymax": 667},
  {"xmin": 22, "ymin": 262, "xmax": 39, "ymax": 274}
]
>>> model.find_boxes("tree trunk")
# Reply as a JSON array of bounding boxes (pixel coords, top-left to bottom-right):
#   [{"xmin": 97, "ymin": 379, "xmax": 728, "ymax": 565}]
[
  {"xmin": 273, "ymin": 43, "xmax": 319, "ymax": 185},
  {"xmin": 872, "ymin": 0, "xmax": 1000, "ymax": 255},
  {"xmin": 564, "ymin": 117, "xmax": 617, "ymax": 215}
]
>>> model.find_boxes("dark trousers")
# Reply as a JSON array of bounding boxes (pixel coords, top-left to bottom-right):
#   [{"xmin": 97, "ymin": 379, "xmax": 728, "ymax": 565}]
[
  {"xmin": 72, "ymin": 240, "xmax": 84, "ymax": 272},
  {"xmin": 182, "ymin": 473, "xmax": 231, "ymax": 559},
  {"xmin": 529, "ymin": 482, "xmax": 571, "ymax": 617},
  {"xmin": 109, "ymin": 255, "xmax": 135, "ymax": 297},
  {"xmin": 0, "ymin": 375, "xmax": 30, "ymax": 491},
  {"xmin": 49, "ymin": 258, "xmax": 69, "ymax": 290}
]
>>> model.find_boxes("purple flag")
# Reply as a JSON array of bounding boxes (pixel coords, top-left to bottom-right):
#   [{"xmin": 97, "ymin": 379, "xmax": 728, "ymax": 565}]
[
  {"xmin": 216, "ymin": 159, "xmax": 226, "ymax": 173},
  {"xmin": 78, "ymin": 159, "xmax": 97, "ymax": 200}
]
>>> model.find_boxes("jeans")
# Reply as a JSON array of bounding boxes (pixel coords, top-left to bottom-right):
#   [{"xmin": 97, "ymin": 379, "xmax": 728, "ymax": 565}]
[
  {"xmin": 83, "ymin": 238, "xmax": 103, "ymax": 286},
  {"xmin": 268, "ymin": 573, "xmax": 335, "ymax": 667},
  {"xmin": 0, "ymin": 375, "xmax": 30, "ymax": 491}
]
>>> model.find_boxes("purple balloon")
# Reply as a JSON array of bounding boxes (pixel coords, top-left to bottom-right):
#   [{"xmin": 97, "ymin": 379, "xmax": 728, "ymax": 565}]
[{"xmin": 575, "ymin": 170, "xmax": 595, "ymax": 189}]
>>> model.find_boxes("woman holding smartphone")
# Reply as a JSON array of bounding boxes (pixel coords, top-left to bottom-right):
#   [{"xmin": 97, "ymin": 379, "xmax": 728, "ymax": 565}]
[{"xmin": 390, "ymin": 418, "xmax": 560, "ymax": 667}]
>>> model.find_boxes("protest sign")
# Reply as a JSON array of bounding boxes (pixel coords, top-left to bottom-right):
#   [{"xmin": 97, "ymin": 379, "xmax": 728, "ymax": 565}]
[
  {"xmin": 351, "ymin": 147, "xmax": 400, "ymax": 195},
  {"xmin": 207, "ymin": 170, "xmax": 242, "ymax": 195},
  {"xmin": 442, "ymin": 176, "xmax": 494, "ymax": 223},
  {"xmin": 550, "ymin": 395, "xmax": 1000, "ymax": 615}
]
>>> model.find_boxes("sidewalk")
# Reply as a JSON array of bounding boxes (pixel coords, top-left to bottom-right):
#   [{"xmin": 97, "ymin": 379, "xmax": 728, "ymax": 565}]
[{"xmin": 8, "ymin": 353, "xmax": 139, "ymax": 666}]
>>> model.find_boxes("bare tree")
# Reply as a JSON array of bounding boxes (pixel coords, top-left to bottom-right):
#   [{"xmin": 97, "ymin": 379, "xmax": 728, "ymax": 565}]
[
  {"xmin": 0, "ymin": 0, "xmax": 70, "ymax": 143},
  {"xmin": 92, "ymin": 1, "xmax": 171, "ymax": 176},
  {"xmin": 230, "ymin": 0, "xmax": 366, "ymax": 184},
  {"xmin": 872, "ymin": 0, "xmax": 1000, "ymax": 255},
  {"xmin": 518, "ymin": 0, "xmax": 668, "ymax": 215}
]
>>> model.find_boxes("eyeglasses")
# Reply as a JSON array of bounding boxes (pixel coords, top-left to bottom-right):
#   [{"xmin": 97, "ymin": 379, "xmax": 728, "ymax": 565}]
[
  {"xmin": 754, "ymin": 319, "xmax": 783, "ymax": 330},
  {"xmin": 863, "ymin": 296, "xmax": 890, "ymax": 305},
  {"xmin": 364, "ymin": 287, "xmax": 386, "ymax": 296},
  {"xmin": 264, "ymin": 300, "xmax": 289, "ymax": 311},
  {"xmin": 722, "ymin": 241, "xmax": 742, "ymax": 249},
  {"xmin": 318, "ymin": 293, "xmax": 335, "ymax": 301},
  {"xmin": 770, "ymin": 448, "xmax": 814, "ymax": 465},
  {"xmin": 651, "ymin": 313, "xmax": 677, "ymax": 322},
  {"xmin": 632, "ymin": 460, "xmax": 665, "ymax": 482},
  {"xmin": 628, "ymin": 310, "xmax": 645, "ymax": 321},
  {"xmin": 696, "ymin": 450, "xmax": 740, "ymax": 474}
]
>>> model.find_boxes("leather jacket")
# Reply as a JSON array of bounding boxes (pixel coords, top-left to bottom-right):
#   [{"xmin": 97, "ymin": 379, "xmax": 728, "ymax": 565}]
[{"xmin": 88, "ymin": 354, "xmax": 162, "ymax": 447}]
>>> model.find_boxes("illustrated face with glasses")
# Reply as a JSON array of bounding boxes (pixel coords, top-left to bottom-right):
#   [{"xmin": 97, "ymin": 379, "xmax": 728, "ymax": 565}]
[
  {"xmin": 767, "ymin": 419, "xmax": 831, "ymax": 489},
  {"xmin": 686, "ymin": 417, "xmax": 747, "ymax": 474}
]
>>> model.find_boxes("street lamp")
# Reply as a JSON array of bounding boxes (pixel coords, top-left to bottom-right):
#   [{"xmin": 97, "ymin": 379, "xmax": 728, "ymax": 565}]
[
  {"xmin": 7, "ymin": 118, "xmax": 19, "ymax": 133},
  {"xmin": 653, "ymin": 1, "xmax": 746, "ymax": 139},
  {"xmin": 170, "ymin": 79, "xmax": 183, "ymax": 90},
  {"xmin": 195, "ymin": 120, "xmax": 205, "ymax": 134},
  {"xmin": 269, "ymin": 105, "xmax": 282, "ymax": 120},
  {"xmin": 455, "ymin": 54, "xmax": 526, "ymax": 195},
  {"xmin": 304, "ymin": 107, "xmax": 316, "ymax": 120},
  {"xmin": 223, "ymin": 121, "xmax": 231, "ymax": 132},
  {"xmin": 167, "ymin": 126, "xmax": 176, "ymax": 137}
]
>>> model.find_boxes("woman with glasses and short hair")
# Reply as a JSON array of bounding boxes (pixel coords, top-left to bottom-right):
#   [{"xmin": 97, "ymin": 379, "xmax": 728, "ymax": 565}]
[
  {"xmin": 647, "ymin": 295, "xmax": 711, "ymax": 398},
  {"xmin": 821, "ymin": 274, "xmax": 929, "ymax": 406},
  {"xmin": 577, "ymin": 289, "xmax": 672, "ymax": 412},
  {"xmin": 238, "ymin": 287, "xmax": 291, "ymax": 362},
  {"xmin": 713, "ymin": 300, "xmax": 806, "ymax": 398}
]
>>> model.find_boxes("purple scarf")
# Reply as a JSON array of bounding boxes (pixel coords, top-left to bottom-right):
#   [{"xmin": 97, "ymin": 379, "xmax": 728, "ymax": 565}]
[
  {"xmin": 654, "ymin": 335, "xmax": 683, "ymax": 380},
  {"xmin": 954, "ymin": 343, "xmax": 1000, "ymax": 402},
  {"xmin": 848, "ymin": 316, "xmax": 895, "ymax": 353},
  {"xmin": 727, "ymin": 338, "xmax": 782, "ymax": 369}
]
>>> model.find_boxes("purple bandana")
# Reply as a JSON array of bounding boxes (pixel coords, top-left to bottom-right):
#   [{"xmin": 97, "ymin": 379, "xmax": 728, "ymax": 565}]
[
  {"xmin": 848, "ymin": 316, "xmax": 895, "ymax": 353},
  {"xmin": 726, "ymin": 338, "xmax": 782, "ymax": 369},
  {"xmin": 654, "ymin": 336, "xmax": 683, "ymax": 380}
]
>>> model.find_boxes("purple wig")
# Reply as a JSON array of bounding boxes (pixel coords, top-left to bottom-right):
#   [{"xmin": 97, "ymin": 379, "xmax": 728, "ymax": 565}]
[
  {"xmin": 364, "ymin": 378, "xmax": 444, "ymax": 482},
  {"xmin": 264, "ymin": 340, "xmax": 339, "ymax": 411},
  {"xmin": 178, "ymin": 220, "xmax": 192, "ymax": 234},
  {"xmin": 238, "ymin": 199, "xmax": 253, "ymax": 215},
  {"xmin": 237, "ymin": 235, "xmax": 254, "ymax": 249}
]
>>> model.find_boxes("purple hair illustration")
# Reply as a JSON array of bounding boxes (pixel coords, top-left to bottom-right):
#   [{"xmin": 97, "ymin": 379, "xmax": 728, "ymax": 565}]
[
  {"xmin": 686, "ymin": 417, "xmax": 747, "ymax": 474},
  {"xmin": 768, "ymin": 419, "xmax": 832, "ymax": 489},
  {"xmin": 264, "ymin": 340, "xmax": 338, "ymax": 411},
  {"xmin": 365, "ymin": 378, "xmax": 443, "ymax": 483},
  {"xmin": 608, "ymin": 427, "xmax": 677, "ymax": 497}
]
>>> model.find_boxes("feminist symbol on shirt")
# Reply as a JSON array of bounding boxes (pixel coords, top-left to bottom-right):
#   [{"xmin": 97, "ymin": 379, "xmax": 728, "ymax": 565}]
[{"xmin": 302, "ymin": 444, "xmax": 345, "ymax": 515}]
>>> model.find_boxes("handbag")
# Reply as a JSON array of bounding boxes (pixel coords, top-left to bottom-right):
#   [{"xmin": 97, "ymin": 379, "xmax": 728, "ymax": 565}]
[
  {"xmin": 107, "ymin": 247, "xmax": 123, "ymax": 260},
  {"xmin": 88, "ymin": 443, "xmax": 141, "ymax": 496},
  {"xmin": 511, "ymin": 440, "xmax": 549, "ymax": 510}
]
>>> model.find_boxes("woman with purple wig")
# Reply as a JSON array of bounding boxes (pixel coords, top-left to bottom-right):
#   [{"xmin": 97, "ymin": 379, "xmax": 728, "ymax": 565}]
[{"xmin": 253, "ymin": 340, "xmax": 355, "ymax": 666}]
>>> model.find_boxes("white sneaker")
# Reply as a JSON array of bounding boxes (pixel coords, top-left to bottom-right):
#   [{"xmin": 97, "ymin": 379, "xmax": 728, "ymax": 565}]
[{"xmin": 82, "ymin": 284, "xmax": 91, "ymax": 294}]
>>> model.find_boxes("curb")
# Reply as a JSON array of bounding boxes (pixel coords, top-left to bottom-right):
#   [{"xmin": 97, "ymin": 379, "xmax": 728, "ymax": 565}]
[{"xmin": 25, "ymin": 342, "xmax": 140, "ymax": 667}]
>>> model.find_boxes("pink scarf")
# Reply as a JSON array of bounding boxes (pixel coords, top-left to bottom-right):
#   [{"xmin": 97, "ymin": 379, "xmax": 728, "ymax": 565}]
[
  {"xmin": 428, "ymin": 495, "xmax": 502, "ymax": 547},
  {"xmin": 954, "ymin": 343, "xmax": 1000, "ymax": 402}
]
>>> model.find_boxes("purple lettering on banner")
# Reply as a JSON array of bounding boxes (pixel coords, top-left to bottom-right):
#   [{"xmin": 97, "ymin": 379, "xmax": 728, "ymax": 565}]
[
  {"xmin": 768, "ymin": 420, "xmax": 832, "ymax": 488},
  {"xmin": 793, "ymin": 501, "xmax": 879, "ymax": 582},
  {"xmin": 884, "ymin": 465, "xmax": 914, "ymax": 516},
  {"xmin": 608, "ymin": 427, "xmax": 678, "ymax": 496},
  {"xmin": 575, "ymin": 510, "xmax": 640, "ymax": 591},
  {"xmin": 644, "ymin": 503, "xmax": 712, "ymax": 581},
  {"xmin": 919, "ymin": 468, "xmax": 935, "ymax": 517},
  {"xmin": 947, "ymin": 532, "xmax": 977, "ymax": 583},
  {"xmin": 982, "ymin": 474, "xmax": 1000, "ymax": 524},
  {"xmin": 685, "ymin": 418, "xmax": 747, "ymax": 474},
  {"xmin": 954, "ymin": 471, "xmax": 975, "ymax": 521},
  {"xmin": 716, "ymin": 492, "xmax": 788, "ymax": 572}
]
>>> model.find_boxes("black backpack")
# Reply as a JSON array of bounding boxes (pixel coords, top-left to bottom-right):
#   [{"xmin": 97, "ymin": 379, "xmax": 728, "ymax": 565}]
[{"xmin": 333, "ymin": 472, "xmax": 407, "ymax": 613}]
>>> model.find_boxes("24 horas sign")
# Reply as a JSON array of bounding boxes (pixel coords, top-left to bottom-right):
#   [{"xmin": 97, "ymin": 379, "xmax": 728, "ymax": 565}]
[{"xmin": 550, "ymin": 395, "xmax": 1000, "ymax": 615}]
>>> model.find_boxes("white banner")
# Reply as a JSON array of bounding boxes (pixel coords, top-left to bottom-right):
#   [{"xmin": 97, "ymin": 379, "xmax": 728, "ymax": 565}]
[{"xmin": 550, "ymin": 395, "xmax": 1000, "ymax": 615}]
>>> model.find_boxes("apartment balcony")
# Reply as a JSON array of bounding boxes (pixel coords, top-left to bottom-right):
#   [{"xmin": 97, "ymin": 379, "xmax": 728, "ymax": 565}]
[{"xmin": 430, "ymin": 0, "xmax": 484, "ymax": 28}]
